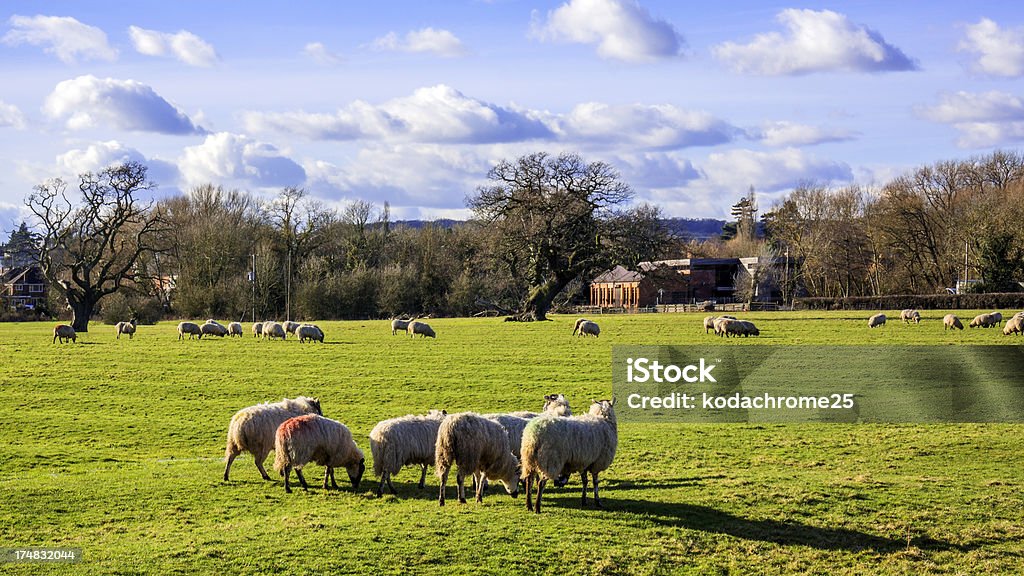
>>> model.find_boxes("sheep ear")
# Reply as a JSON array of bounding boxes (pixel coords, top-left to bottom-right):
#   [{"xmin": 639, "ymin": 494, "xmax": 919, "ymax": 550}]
[
  {"xmin": 441, "ymin": 409, "xmax": 447, "ymax": 415},
  {"xmin": 610, "ymin": 396, "xmax": 617, "ymax": 406}
]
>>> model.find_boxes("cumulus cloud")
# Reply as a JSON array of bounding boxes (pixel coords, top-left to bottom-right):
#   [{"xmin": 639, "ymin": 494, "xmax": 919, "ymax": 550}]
[
  {"xmin": 2, "ymin": 14, "xmax": 117, "ymax": 63},
  {"xmin": 751, "ymin": 121, "xmax": 857, "ymax": 147},
  {"xmin": 0, "ymin": 101, "xmax": 26, "ymax": 129},
  {"xmin": 128, "ymin": 26, "xmax": 218, "ymax": 67},
  {"xmin": 44, "ymin": 75, "xmax": 206, "ymax": 135},
  {"xmin": 55, "ymin": 140, "xmax": 179, "ymax": 184},
  {"xmin": 701, "ymin": 148, "xmax": 852, "ymax": 193},
  {"xmin": 530, "ymin": 0, "xmax": 683, "ymax": 62},
  {"xmin": 370, "ymin": 27, "xmax": 467, "ymax": 57},
  {"xmin": 244, "ymin": 84, "xmax": 554, "ymax": 144},
  {"xmin": 713, "ymin": 9, "xmax": 916, "ymax": 75},
  {"xmin": 179, "ymin": 132, "xmax": 306, "ymax": 189},
  {"xmin": 959, "ymin": 18, "xmax": 1024, "ymax": 77},
  {"xmin": 917, "ymin": 91, "xmax": 1024, "ymax": 147},
  {"xmin": 558, "ymin": 102, "xmax": 737, "ymax": 148},
  {"xmin": 303, "ymin": 41, "xmax": 343, "ymax": 65}
]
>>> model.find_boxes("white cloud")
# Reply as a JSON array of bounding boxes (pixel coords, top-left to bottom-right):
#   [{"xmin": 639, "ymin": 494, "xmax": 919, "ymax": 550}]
[
  {"xmin": 179, "ymin": 132, "xmax": 306, "ymax": 190},
  {"xmin": 752, "ymin": 121, "xmax": 857, "ymax": 147},
  {"xmin": 128, "ymin": 26, "xmax": 218, "ymax": 67},
  {"xmin": 701, "ymin": 148, "xmax": 852, "ymax": 193},
  {"xmin": 370, "ymin": 28, "xmax": 467, "ymax": 57},
  {"xmin": 0, "ymin": 101, "xmax": 26, "ymax": 129},
  {"xmin": 713, "ymin": 9, "xmax": 916, "ymax": 75},
  {"xmin": 54, "ymin": 140, "xmax": 179, "ymax": 184},
  {"xmin": 613, "ymin": 152, "xmax": 701, "ymax": 188},
  {"xmin": 3, "ymin": 14, "xmax": 117, "ymax": 64},
  {"xmin": 959, "ymin": 18, "xmax": 1024, "ymax": 77},
  {"xmin": 303, "ymin": 42, "xmax": 343, "ymax": 65},
  {"xmin": 244, "ymin": 84, "xmax": 553, "ymax": 144},
  {"xmin": 44, "ymin": 75, "xmax": 206, "ymax": 135},
  {"xmin": 917, "ymin": 91, "xmax": 1024, "ymax": 147},
  {"xmin": 530, "ymin": 0, "xmax": 683, "ymax": 62},
  {"xmin": 559, "ymin": 102, "xmax": 736, "ymax": 148}
]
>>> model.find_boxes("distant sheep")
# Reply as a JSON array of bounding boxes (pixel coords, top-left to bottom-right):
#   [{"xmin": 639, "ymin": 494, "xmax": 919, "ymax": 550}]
[
  {"xmin": 408, "ymin": 320, "xmax": 436, "ymax": 338},
  {"xmin": 521, "ymin": 399, "xmax": 618, "ymax": 514},
  {"xmin": 572, "ymin": 318, "xmax": 589, "ymax": 336},
  {"xmin": 391, "ymin": 318, "xmax": 412, "ymax": 335},
  {"xmin": 369, "ymin": 409, "xmax": 447, "ymax": 497},
  {"xmin": 900, "ymin": 309, "xmax": 921, "ymax": 324},
  {"xmin": 703, "ymin": 315, "xmax": 736, "ymax": 334},
  {"xmin": 263, "ymin": 322, "xmax": 286, "ymax": 340},
  {"xmin": 228, "ymin": 322, "xmax": 243, "ymax": 337},
  {"xmin": 223, "ymin": 396, "xmax": 322, "ymax": 481},
  {"xmin": 943, "ymin": 314, "xmax": 964, "ymax": 331},
  {"xmin": 252, "ymin": 322, "xmax": 263, "ymax": 338},
  {"xmin": 1003, "ymin": 315, "xmax": 1023, "ymax": 336},
  {"xmin": 177, "ymin": 322, "xmax": 203, "ymax": 340},
  {"xmin": 53, "ymin": 324, "xmax": 76, "ymax": 344},
  {"xmin": 868, "ymin": 314, "xmax": 886, "ymax": 328},
  {"xmin": 991, "ymin": 312, "xmax": 1003, "ymax": 326},
  {"xmin": 969, "ymin": 314, "xmax": 998, "ymax": 328},
  {"xmin": 297, "ymin": 324, "xmax": 324, "ymax": 343},
  {"xmin": 575, "ymin": 320, "xmax": 600, "ymax": 338},
  {"xmin": 509, "ymin": 393, "xmax": 573, "ymax": 419},
  {"xmin": 435, "ymin": 412, "xmax": 520, "ymax": 506},
  {"xmin": 115, "ymin": 319, "xmax": 136, "ymax": 340},
  {"xmin": 284, "ymin": 321, "xmax": 301, "ymax": 335},
  {"xmin": 201, "ymin": 321, "xmax": 229, "ymax": 338},
  {"xmin": 273, "ymin": 414, "xmax": 365, "ymax": 493}
]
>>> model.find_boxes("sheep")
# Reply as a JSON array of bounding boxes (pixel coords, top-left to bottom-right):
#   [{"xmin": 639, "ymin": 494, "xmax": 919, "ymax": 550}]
[
  {"xmin": 252, "ymin": 322, "xmax": 263, "ymax": 338},
  {"xmin": 435, "ymin": 412, "xmax": 520, "ymax": 506},
  {"xmin": 521, "ymin": 399, "xmax": 618, "ymax": 514},
  {"xmin": 391, "ymin": 318, "xmax": 412, "ymax": 335},
  {"xmin": 969, "ymin": 313, "xmax": 997, "ymax": 328},
  {"xmin": 201, "ymin": 321, "xmax": 229, "ymax": 338},
  {"xmin": 408, "ymin": 320, "xmax": 436, "ymax": 338},
  {"xmin": 263, "ymin": 321, "xmax": 286, "ymax": 340},
  {"xmin": 115, "ymin": 319, "xmax": 136, "ymax": 340},
  {"xmin": 716, "ymin": 317, "xmax": 753, "ymax": 337},
  {"xmin": 297, "ymin": 324, "xmax": 324, "ymax": 343},
  {"xmin": 575, "ymin": 320, "xmax": 600, "ymax": 338},
  {"xmin": 283, "ymin": 321, "xmax": 301, "ymax": 335},
  {"xmin": 223, "ymin": 396, "xmax": 322, "ymax": 481},
  {"xmin": 736, "ymin": 320, "xmax": 760, "ymax": 337},
  {"xmin": 572, "ymin": 318, "xmax": 589, "ymax": 336},
  {"xmin": 702, "ymin": 315, "xmax": 736, "ymax": 334},
  {"xmin": 273, "ymin": 414, "xmax": 365, "ymax": 493},
  {"xmin": 1003, "ymin": 315, "xmax": 1023, "ymax": 336},
  {"xmin": 991, "ymin": 312, "xmax": 1003, "ymax": 326},
  {"xmin": 177, "ymin": 321, "xmax": 203, "ymax": 340},
  {"xmin": 943, "ymin": 314, "xmax": 964, "ymax": 331},
  {"xmin": 509, "ymin": 393, "xmax": 573, "ymax": 419},
  {"xmin": 868, "ymin": 314, "xmax": 886, "ymax": 328},
  {"xmin": 53, "ymin": 324, "xmax": 76, "ymax": 344},
  {"xmin": 900, "ymin": 309, "xmax": 921, "ymax": 324},
  {"xmin": 369, "ymin": 409, "xmax": 447, "ymax": 497},
  {"xmin": 228, "ymin": 322, "xmax": 243, "ymax": 337}
]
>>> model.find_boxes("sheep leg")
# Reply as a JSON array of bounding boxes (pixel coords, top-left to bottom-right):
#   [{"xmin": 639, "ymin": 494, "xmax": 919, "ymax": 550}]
[
  {"xmin": 283, "ymin": 465, "xmax": 292, "ymax": 493},
  {"xmin": 223, "ymin": 453, "xmax": 237, "ymax": 481},
  {"xmin": 295, "ymin": 468, "xmax": 309, "ymax": 491},
  {"xmin": 418, "ymin": 464, "xmax": 427, "ymax": 489},
  {"xmin": 475, "ymin": 473, "xmax": 484, "ymax": 503},
  {"xmin": 255, "ymin": 455, "xmax": 272, "ymax": 481},
  {"xmin": 438, "ymin": 467, "xmax": 449, "ymax": 506},
  {"xmin": 323, "ymin": 467, "xmax": 331, "ymax": 489},
  {"xmin": 329, "ymin": 468, "xmax": 339, "ymax": 489},
  {"xmin": 535, "ymin": 478, "xmax": 548, "ymax": 514},
  {"xmin": 592, "ymin": 472, "xmax": 603, "ymax": 509},
  {"xmin": 525, "ymin": 474, "xmax": 534, "ymax": 512},
  {"xmin": 386, "ymin": 473, "xmax": 398, "ymax": 495},
  {"xmin": 456, "ymin": 471, "xmax": 467, "ymax": 504},
  {"xmin": 580, "ymin": 470, "xmax": 589, "ymax": 507}
]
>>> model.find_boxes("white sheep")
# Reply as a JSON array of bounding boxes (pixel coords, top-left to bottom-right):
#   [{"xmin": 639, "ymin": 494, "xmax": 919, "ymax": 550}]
[
  {"xmin": 283, "ymin": 321, "xmax": 301, "ymax": 335},
  {"xmin": 702, "ymin": 315, "xmax": 736, "ymax": 334},
  {"xmin": 273, "ymin": 414, "xmax": 365, "ymax": 493},
  {"xmin": 575, "ymin": 320, "xmax": 600, "ymax": 338},
  {"xmin": 53, "ymin": 324, "xmax": 76, "ymax": 344},
  {"xmin": 868, "ymin": 313, "xmax": 886, "ymax": 328},
  {"xmin": 509, "ymin": 393, "xmax": 573, "ymax": 419},
  {"xmin": 991, "ymin": 312, "xmax": 1003, "ymax": 326},
  {"xmin": 201, "ymin": 321, "xmax": 229, "ymax": 338},
  {"xmin": 969, "ymin": 313, "xmax": 997, "ymax": 328},
  {"xmin": 177, "ymin": 321, "xmax": 203, "ymax": 340},
  {"xmin": 223, "ymin": 396, "xmax": 322, "ymax": 481},
  {"xmin": 408, "ymin": 320, "xmax": 436, "ymax": 338},
  {"xmin": 435, "ymin": 412, "xmax": 520, "ymax": 506},
  {"xmin": 572, "ymin": 318, "xmax": 589, "ymax": 336},
  {"xmin": 252, "ymin": 322, "xmax": 263, "ymax": 338},
  {"xmin": 369, "ymin": 409, "xmax": 447, "ymax": 497},
  {"xmin": 736, "ymin": 320, "xmax": 760, "ymax": 337},
  {"xmin": 1003, "ymin": 315, "xmax": 1023, "ymax": 336},
  {"xmin": 263, "ymin": 321, "xmax": 286, "ymax": 340},
  {"xmin": 943, "ymin": 314, "xmax": 964, "ymax": 331},
  {"xmin": 228, "ymin": 322, "xmax": 243, "ymax": 337},
  {"xmin": 115, "ymin": 319, "xmax": 137, "ymax": 340},
  {"xmin": 521, "ymin": 399, "xmax": 618, "ymax": 514},
  {"xmin": 297, "ymin": 324, "xmax": 324, "ymax": 343},
  {"xmin": 391, "ymin": 318, "xmax": 412, "ymax": 335},
  {"xmin": 900, "ymin": 309, "xmax": 921, "ymax": 324}
]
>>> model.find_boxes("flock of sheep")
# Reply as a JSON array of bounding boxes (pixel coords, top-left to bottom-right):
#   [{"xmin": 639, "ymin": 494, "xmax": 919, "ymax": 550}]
[
  {"xmin": 703, "ymin": 315, "xmax": 761, "ymax": 337},
  {"xmin": 177, "ymin": 320, "xmax": 325, "ymax": 342},
  {"xmin": 223, "ymin": 393, "xmax": 617, "ymax": 514},
  {"xmin": 868, "ymin": 309, "xmax": 1024, "ymax": 335}
]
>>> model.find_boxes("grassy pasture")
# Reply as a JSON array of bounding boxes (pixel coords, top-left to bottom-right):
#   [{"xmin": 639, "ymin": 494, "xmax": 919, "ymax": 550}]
[{"xmin": 1, "ymin": 310, "xmax": 1022, "ymax": 574}]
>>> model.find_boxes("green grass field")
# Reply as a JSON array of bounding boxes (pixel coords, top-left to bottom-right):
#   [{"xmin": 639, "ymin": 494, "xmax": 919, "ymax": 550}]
[{"xmin": 1, "ymin": 311, "xmax": 1022, "ymax": 574}]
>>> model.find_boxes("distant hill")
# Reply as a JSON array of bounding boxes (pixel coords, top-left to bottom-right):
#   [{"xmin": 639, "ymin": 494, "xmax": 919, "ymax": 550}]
[{"xmin": 393, "ymin": 217, "xmax": 727, "ymax": 238}]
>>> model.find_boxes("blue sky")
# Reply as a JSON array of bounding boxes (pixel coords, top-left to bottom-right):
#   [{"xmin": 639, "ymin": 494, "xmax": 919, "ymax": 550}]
[{"xmin": 1, "ymin": 1, "xmax": 1023, "ymax": 232}]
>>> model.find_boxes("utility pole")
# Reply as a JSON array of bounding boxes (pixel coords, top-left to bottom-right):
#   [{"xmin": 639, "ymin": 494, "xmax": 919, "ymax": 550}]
[
  {"xmin": 286, "ymin": 249, "xmax": 292, "ymax": 321},
  {"xmin": 250, "ymin": 253, "xmax": 256, "ymax": 323}
]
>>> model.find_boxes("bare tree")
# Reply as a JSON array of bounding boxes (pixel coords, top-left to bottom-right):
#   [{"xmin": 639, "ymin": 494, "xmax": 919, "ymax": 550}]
[{"xmin": 27, "ymin": 161, "xmax": 167, "ymax": 332}]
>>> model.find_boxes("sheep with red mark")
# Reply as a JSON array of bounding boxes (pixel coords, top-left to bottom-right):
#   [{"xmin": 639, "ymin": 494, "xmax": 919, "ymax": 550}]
[
  {"xmin": 273, "ymin": 414, "xmax": 365, "ymax": 493},
  {"xmin": 223, "ymin": 396, "xmax": 322, "ymax": 481}
]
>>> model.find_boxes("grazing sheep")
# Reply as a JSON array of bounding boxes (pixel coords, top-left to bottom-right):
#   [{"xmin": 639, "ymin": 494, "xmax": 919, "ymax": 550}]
[
  {"xmin": 736, "ymin": 320, "xmax": 760, "ymax": 337},
  {"xmin": 572, "ymin": 318, "xmax": 590, "ymax": 336},
  {"xmin": 408, "ymin": 320, "xmax": 436, "ymax": 338},
  {"xmin": 115, "ymin": 319, "xmax": 136, "ymax": 340},
  {"xmin": 509, "ymin": 393, "xmax": 573, "ymax": 419},
  {"xmin": 369, "ymin": 409, "xmax": 447, "ymax": 497},
  {"xmin": 900, "ymin": 309, "xmax": 921, "ymax": 324},
  {"xmin": 273, "ymin": 414, "xmax": 365, "ymax": 493},
  {"xmin": 297, "ymin": 324, "xmax": 324, "ymax": 343},
  {"xmin": 283, "ymin": 321, "xmax": 301, "ymax": 335},
  {"xmin": 201, "ymin": 321, "xmax": 229, "ymax": 338},
  {"xmin": 521, "ymin": 399, "xmax": 618, "ymax": 514},
  {"xmin": 969, "ymin": 314, "xmax": 997, "ymax": 328},
  {"xmin": 228, "ymin": 322, "xmax": 243, "ymax": 337},
  {"xmin": 53, "ymin": 324, "xmax": 76, "ymax": 344},
  {"xmin": 868, "ymin": 314, "xmax": 886, "ymax": 328},
  {"xmin": 1003, "ymin": 315, "xmax": 1023, "ymax": 336},
  {"xmin": 177, "ymin": 321, "xmax": 203, "ymax": 340},
  {"xmin": 716, "ymin": 317, "xmax": 755, "ymax": 337},
  {"xmin": 991, "ymin": 312, "xmax": 1004, "ymax": 326},
  {"xmin": 252, "ymin": 322, "xmax": 263, "ymax": 338},
  {"xmin": 943, "ymin": 314, "xmax": 964, "ymax": 331},
  {"xmin": 435, "ymin": 412, "xmax": 520, "ymax": 506},
  {"xmin": 575, "ymin": 320, "xmax": 600, "ymax": 338},
  {"xmin": 391, "ymin": 318, "xmax": 412, "ymax": 335},
  {"xmin": 223, "ymin": 396, "xmax": 322, "ymax": 481},
  {"xmin": 263, "ymin": 321, "xmax": 286, "ymax": 340},
  {"xmin": 702, "ymin": 315, "xmax": 736, "ymax": 334}
]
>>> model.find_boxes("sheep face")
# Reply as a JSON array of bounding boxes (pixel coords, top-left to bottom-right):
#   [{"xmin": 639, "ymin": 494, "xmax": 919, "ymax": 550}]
[{"xmin": 346, "ymin": 458, "xmax": 366, "ymax": 489}]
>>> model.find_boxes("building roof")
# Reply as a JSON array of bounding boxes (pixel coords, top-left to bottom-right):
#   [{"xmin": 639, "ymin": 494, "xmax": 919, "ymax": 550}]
[
  {"xmin": 592, "ymin": 265, "xmax": 644, "ymax": 284},
  {"xmin": 1, "ymin": 265, "xmax": 46, "ymax": 285}
]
